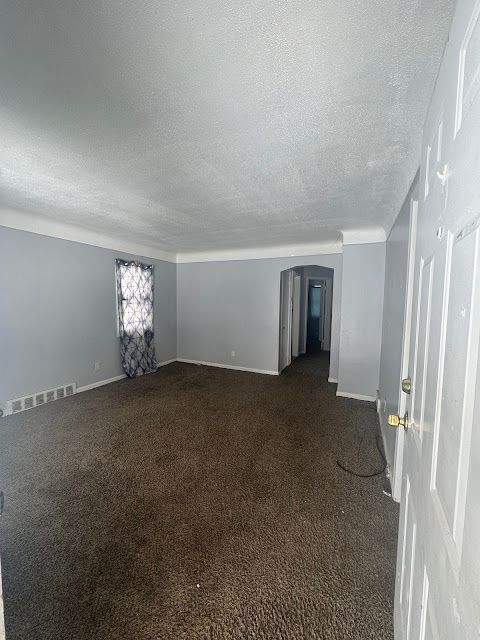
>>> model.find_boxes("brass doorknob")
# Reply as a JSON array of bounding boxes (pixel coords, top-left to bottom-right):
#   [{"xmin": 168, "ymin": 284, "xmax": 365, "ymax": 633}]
[
  {"xmin": 388, "ymin": 412, "xmax": 409, "ymax": 431},
  {"xmin": 402, "ymin": 377, "xmax": 412, "ymax": 394}
]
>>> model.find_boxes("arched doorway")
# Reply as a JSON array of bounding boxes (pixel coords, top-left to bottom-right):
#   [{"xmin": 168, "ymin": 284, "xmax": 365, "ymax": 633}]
[{"xmin": 279, "ymin": 265, "xmax": 334, "ymax": 373}]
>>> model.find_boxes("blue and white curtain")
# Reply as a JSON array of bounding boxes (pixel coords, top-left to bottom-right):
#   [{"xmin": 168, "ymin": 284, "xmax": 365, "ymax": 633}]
[{"xmin": 115, "ymin": 259, "xmax": 157, "ymax": 377}]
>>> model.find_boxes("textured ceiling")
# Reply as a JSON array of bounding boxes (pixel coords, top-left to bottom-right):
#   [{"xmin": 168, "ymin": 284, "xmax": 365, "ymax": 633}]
[{"xmin": 0, "ymin": 0, "xmax": 456, "ymax": 253}]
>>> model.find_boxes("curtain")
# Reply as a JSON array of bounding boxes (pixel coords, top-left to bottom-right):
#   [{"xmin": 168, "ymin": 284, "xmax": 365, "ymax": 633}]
[{"xmin": 115, "ymin": 259, "xmax": 157, "ymax": 377}]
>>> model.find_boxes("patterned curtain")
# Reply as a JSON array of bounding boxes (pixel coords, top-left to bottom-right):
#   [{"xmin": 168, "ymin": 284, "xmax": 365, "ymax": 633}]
[{"xmin": 115, "ymin": 259, "xmax": 157, "ymax": 377}]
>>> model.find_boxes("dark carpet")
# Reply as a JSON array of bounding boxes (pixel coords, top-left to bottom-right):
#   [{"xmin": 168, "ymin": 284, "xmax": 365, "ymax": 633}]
[{"xmin": 0, "ymin": 352, "xmax": 399, "ymax": 639}]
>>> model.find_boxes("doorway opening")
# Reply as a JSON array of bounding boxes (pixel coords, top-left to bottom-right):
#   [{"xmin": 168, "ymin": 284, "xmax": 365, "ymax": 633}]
[
  {"xmin": 306, "ymin": 278, "xmax": 331, "ymax": 354},
  {"xmin": 278, "ymin": 266, "xmax": 334, "ymax": 373}
]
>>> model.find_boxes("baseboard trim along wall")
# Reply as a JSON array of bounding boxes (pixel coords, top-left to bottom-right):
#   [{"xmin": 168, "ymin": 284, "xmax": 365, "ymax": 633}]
[
  {"xmin": 79, "ymin": 358, "xmax": 279, "ymax": 397},
  {"xmin": 157, "ymin": 358, "xmax": 177, "ymax": 368},
  {"xmin": 76, "ymin": 359, "xmax": 177, "ymax": 393},
  {"xmin": 177, "ymin": 358, "xmax": 279, "ymax": 376},
  {"xmin": 2, "ymin": 358, "xmax": 271, "ymax": 417},
  {"xmin": 77, "ymin": 374, "xmax": 127, "ymax": 394},
  {"xmin": 336, "ymin": 390, "xmax": 376, "ymax": 402}
]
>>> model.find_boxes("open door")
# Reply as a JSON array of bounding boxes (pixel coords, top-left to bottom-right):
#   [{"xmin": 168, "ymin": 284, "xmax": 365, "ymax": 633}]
[
  {"xmin": 392, "ymin": 2, "xmax": 480, "ymax": 636},
  {"xmin": 278, "ymin": 270, "xmax": 294, "ymax": 372},
  {"xmin": 291, "ymin": 274, "xmax": 301, "ymax": 358}
]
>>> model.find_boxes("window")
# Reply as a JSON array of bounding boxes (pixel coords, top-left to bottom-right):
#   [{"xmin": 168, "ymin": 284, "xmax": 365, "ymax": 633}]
[
  {"xmin": 115, "ymin": 259, "xmax": 157, "ymax": 377},
  {"xmin": 116, "ymin": 260, "xmax": 154, "ymax": 336}
]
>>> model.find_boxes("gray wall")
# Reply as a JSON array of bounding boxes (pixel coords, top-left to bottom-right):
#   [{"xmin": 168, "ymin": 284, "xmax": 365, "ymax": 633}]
[
  {"xmin": 1, "ymin": 228, "xmax": 389, "ymax": 406},
  {"xmin": 378, "ymin": 177, "xmax": 417, "ymax": 472},
  {"xmin": 0, "ymin": 227, "xmax": 177, "ymax": 409},
  {"xmin": 337, "ymin": 243, "xmax": 386, "ymax": 399},
  {"xmin": 177, "ymin": 253, "xmax": 342, "ymax": 377}
]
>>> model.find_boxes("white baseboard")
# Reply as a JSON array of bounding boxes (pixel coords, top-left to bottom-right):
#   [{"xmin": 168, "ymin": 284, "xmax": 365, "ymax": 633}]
[
  {"xmin": 77, "ymin": 374, "xmax": 127, "ymax": 393},
  {"xmin": 77, "ymin": 359, "xmax": 176, "ymax": 393},
  {"xmin": 328, "ymin": 377, "xmax": 338, "ymax": 383},
  {"xmin": 2, "ymin": 356, "xmax": 267, "ymax": 414},
  {"xmin": 336, "ymin": 390, "xmax": 376, "ymax": 402},
  {"xmin": 156, "ymin": 358, "xmax": 176, "ymax": 368},
  {"xmin": 177, "ymin": 358, "xmax": 279, "ymax": 376}
]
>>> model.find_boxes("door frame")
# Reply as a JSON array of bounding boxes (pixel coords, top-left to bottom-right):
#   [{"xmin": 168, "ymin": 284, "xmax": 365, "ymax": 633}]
[
  {"xmin": 322, "ymin": 278, "xmax": 333, "ymax": 351},
  {"xmin": 278, "ymin": 270, "xmax": 294, "ymax": 372},
  {"xmin": 291, "ymin": 274, "xmax": 302, "ymax": 358},
  {"xmin": 392, "ymin": 198, "xmax": 418, "ymax": 502}
]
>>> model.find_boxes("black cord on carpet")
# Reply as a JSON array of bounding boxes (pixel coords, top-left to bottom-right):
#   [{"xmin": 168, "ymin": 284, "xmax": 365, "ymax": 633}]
[{"xmin": 336, "ymin": 434, "xmax": 387, "ymax": 478}]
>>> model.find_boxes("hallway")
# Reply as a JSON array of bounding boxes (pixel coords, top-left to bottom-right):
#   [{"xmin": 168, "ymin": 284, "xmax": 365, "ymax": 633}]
[{"xmin": 0, "ymin": 355, "xmax": 398, "ymax": 639}]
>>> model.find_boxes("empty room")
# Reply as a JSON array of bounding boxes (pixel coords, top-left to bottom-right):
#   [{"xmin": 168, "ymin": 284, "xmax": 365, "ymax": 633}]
[{"xmin": 1, "ymin": 0, "xmax": 479, "ymax": 638}]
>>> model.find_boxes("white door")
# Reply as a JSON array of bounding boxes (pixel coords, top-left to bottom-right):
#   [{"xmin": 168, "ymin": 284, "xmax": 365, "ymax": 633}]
[
  {"xmin": 279, "ymin": 270, "xmax": 294, "ymax": 372},
  {"xmin": 291, "ymin": 274, "xmax": 301, "ymax": 358},
  {"xmin": 394, "ymin": 1, "xmax": 480, "ymax": 637}
]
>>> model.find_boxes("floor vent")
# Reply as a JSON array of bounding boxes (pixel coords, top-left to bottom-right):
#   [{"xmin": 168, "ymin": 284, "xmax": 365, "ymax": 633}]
[{"xmin": 5, "ymin": 383, "xmax": 77, "ymax": 417}]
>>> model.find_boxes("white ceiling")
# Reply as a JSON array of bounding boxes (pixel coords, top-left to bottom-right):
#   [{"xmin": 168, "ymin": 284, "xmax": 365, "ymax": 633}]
[{"xmin": 0, "ymin": 0, "xmax": 456, "ymax": 255}]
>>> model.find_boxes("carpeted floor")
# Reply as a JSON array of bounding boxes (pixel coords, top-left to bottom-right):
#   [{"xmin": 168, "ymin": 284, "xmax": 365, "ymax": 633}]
[{"xmin": 0, "ymin": 352, "xmax": 399, "ymax": 639}]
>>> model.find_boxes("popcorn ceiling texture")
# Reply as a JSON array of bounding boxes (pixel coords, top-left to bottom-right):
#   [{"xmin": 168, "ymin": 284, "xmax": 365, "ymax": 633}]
[{"xmin": 0, "ymin": 0, "xmax": 455, "ymax": 252}]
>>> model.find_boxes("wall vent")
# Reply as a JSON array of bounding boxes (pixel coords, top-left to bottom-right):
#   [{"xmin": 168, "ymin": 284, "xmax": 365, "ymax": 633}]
[
  {"xmin": 11, "ymin": 400, "xmax": 22, "ymax": 414},
  {"xmin": 5, "ymin": 383, "xmax": 77, "ymax": 417}
]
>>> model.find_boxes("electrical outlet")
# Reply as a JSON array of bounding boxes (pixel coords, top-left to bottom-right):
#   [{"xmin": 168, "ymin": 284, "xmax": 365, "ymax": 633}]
[
  {"xmin": 94, "ymin": 361, "xmax": 102, "ymax": 372},
  {"xmin": 231, "ymin": 350, "xmax": 236, "ymax": 357}
]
